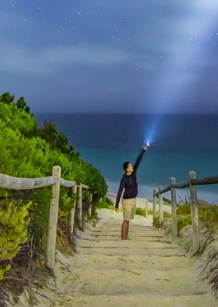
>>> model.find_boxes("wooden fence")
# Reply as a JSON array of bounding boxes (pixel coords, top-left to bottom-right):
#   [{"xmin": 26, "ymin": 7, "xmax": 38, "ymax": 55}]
[
  {"xmin": 0, "ymin": 165, "xmax": 90, "ymax": 271},
  {"xmin": 153, "ymin": 171, "xmax": 218, "ymax": 251}
]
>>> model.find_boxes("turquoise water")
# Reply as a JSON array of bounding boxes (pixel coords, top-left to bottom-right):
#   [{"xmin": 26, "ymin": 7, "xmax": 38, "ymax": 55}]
[
  {"xmin": 75, "ymin": 146, "xmax": 218, "ymax": 204},
  {"xmin": 35, "ymin": 113, "xmax": 218, "ymax": 204}
]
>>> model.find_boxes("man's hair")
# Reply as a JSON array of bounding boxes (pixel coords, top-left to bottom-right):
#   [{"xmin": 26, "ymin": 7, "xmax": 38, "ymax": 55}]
[{"xmin": 123, "ymin": 161, "xmax": 130, "ymax": 171}]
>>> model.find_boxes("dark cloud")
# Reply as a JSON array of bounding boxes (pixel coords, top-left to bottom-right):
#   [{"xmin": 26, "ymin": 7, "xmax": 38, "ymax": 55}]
[{"xmin": 1, "ymin": 0, "xmax": 218, "ymax": 113}]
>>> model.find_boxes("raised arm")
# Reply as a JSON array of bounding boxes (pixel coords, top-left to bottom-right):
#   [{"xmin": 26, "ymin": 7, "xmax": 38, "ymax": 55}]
[{"xmin": 133, "ymin": 144, "xmax": 148, "ymax": 172}]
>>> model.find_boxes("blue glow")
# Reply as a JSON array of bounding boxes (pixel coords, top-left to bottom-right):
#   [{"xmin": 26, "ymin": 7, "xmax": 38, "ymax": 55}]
[
  {"xmin": 140, "ymin": 2, "xmax": 218, "ymax": 115},
  {"xmin": 143, "ymin": 115, "xmax": 161, "ymax": 146},
  {"xmin": 142, "ymin": 2, "xmax": 218, "ymax": 147},
  {"xmin": 144, "ymin": 129, "xmax": 154, "ymax": 146}
]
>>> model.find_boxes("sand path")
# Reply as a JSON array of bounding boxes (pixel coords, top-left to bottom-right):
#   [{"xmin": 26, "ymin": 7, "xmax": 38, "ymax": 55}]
[{"xmin": 48, "ymin": 212, "xmax": 217, "ymax": 307}]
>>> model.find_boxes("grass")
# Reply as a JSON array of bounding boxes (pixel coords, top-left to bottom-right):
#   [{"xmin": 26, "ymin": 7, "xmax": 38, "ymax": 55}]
[
  {"xmin": 95, "ymin": 196, "xmax": 114, "ymax": 209},
  {"xmin": 153, "ymin": 200, "xmax": 218, "ymax": 234},
  {"xmin": 135, "ymin": 208, "xmax": 153, "ymax": 216}
]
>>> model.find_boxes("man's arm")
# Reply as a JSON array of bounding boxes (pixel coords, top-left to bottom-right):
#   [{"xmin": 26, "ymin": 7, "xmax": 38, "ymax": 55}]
[
  {"xmin": 115, "ymin": 177, "xmax": 125, "ymax": 209},
  {"xmin": 133, "ymin": 144, "xmax": 148, "ymax": 172}
]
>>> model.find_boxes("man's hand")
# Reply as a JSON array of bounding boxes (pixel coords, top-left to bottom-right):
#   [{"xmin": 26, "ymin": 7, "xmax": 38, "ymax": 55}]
[
  {"xmin": 142, "ymin": 143, "xmax": 148, "ymax": 151},
  {"xmin": 115, "ymin": 208, "xmax": 119, "ymax": 213}
]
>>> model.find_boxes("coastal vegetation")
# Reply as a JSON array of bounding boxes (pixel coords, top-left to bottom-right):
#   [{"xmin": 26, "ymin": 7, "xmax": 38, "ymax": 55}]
[
  {"xmin": 153, "ymin": 201, "xmax": 218, "ymax": 235},
  {"xmin": 153, "ymin": 200, "xmax": 218, "ymax": 298},
  {"xmin": 0, "ymin": 92, "xmax": 109, "ymax": 299}
]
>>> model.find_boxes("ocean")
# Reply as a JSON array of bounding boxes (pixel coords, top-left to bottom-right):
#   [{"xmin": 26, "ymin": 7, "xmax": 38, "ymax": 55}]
[{"xmin": 34, "ymin": 113, "xmax": 218, "ymax": 204}]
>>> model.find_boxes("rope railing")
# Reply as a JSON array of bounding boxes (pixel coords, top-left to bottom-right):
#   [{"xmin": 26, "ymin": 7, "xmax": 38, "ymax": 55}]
[
  {"xmin": 153, "ymin": 171, "xmax": 218, "ymax": 252},
  {"xmin": 0, "ymin": 173, "xmax": 58, "ymax": 190},
  {"xmin": 0, "ymin": 166, "xmax": 91, "ymax": 272}
]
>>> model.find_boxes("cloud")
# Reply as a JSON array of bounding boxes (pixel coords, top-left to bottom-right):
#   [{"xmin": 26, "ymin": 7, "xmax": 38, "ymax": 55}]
[
  {"xmin": 0, "ymin": 42, "xmax": 134, "ymax": 76},
  {"xmin": 43, "ymin": 44, "xmax": 133, "ymax": 65}
]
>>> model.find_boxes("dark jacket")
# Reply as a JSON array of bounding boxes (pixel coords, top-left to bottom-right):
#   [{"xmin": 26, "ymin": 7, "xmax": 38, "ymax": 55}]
[{"xmin": 115, "ymin": 149, "xmax": 146, "ymax": 208}]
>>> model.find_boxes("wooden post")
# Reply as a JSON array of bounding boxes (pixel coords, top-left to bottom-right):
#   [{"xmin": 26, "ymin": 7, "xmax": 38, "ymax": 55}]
[
  {"xmin": 46, "ymin": 166, "xmax": 61, "ymax": 271},
  {"xmin": 158, "ymin": 186, "xmax": 163, "ymax": 223},
  {"xmin": 171, "ymin": 177, "xmax": 177, "ymax": 239},
  {"xmin": 69, "ymin": 185, "xmax": 77, "ymax": 234},
  {"xmin": 189, "ymin": 171, "xmax": 200, "ymax": 252},
  {"xmin": 77, "ymin": 184, "xmax": 83, "ymax": 229},
  {"xmin": 88, "ymin": 193, "xmax": 93, "ymax": 217},
  {"xmin": 145, "ymin": 197, "xmax": 148, "ymax": 218},
  {"xmin": 153, "ymin": 189, "xmax": 157, "ymax": 220}
]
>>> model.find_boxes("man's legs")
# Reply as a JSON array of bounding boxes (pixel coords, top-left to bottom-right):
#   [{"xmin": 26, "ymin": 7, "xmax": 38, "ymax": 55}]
[
  {"xmin": 121, "ymin": 198, "xmax": 136, "ymax": 240},
  {"xmin": 121, "ymin": 198, "xmax": 130, "ymax": 240},
  {"xmin": 121, "ymin": 220, "xmax": 129, "ymax": 240}
]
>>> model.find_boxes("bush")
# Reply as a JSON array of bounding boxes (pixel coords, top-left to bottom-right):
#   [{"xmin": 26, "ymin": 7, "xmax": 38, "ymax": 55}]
[
  {"xmin": 177, "ymin": 215, "xmax": 192, "ymax": 233},
  {"xmin": 176, "ymin": 203, "xmax": 218, "ymax": 232},
  {"xmin": 0, "ymin": 200, "xmax": 31, "ymax": 280},
  {"xmin": 198, "ymin": 206, "xmax": 218, "ymax": 228},
  {"xmin": 95, "ymin": 197, "xmax": 114, "ymax": 209},
  {"xmin": 177, "ymin": 204, "xmax": 191, "ymax": 215},
  {"xmin": 135, "ymin": 208, "xmax": 153, "ymax": 216},
  {"xmin": 0, "ymin": 92, "xmax": 110, "ymax": 285}
]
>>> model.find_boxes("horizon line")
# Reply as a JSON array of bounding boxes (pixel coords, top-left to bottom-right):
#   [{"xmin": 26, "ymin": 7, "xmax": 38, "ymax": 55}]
[{"xmin": 33, "ymin": 111, "xmax": 218, "ymax": 115}]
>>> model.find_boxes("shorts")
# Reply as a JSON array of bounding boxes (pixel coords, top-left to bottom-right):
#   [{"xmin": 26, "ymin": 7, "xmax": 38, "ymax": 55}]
[{"xmin": 122, "ymin": 198, "xmax": 136, "ymax": 221}]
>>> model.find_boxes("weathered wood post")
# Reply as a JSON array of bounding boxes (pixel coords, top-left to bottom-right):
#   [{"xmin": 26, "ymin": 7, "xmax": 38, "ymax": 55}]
[
  {"xmin": 69, "ymin": 185, "xmax": 77, "ymax": 234},
  {"xmin": 171, "ymin": 177, "xmax": 177, "ymax": 239},
  {"xmin": 145, "ymin": 197, "xmax": 148, "ymax": 218},
  {"xmin": 189, "ymin": 171, "xmax": 200, "ymax": 252},
  {"xmin": 46, "ymin": 166, "xmax": 61, "ymax": 271},
  {"xmin": 158, "ymin": 186, "xmax": 163, "ymax": 223},
  {"xmin": 153, "ymin": 189, "xmax": 157, "ymax": 220},
  {"xmin": 77, "ymin": 184, "xmax": 83, "ymax": 229},
  {"xmin": 88, "ymin": 193, "xmax": 93, "ymax": 217}
]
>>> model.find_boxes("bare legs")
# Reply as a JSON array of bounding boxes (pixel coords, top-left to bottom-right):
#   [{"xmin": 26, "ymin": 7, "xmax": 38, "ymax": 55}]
[{"xmin": 121, "ymin": 220, "xmax": 130, "ymax": 240}]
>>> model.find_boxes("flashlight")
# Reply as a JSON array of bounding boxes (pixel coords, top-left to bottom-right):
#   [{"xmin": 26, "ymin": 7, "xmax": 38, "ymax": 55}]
[{"xmin": 142, "ymin": 142, "xmax": 150, "ymax": 150}]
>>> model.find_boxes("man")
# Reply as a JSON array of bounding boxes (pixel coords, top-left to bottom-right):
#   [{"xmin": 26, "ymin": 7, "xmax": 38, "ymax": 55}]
[{"xmin": 115, "ymin": 144, "xmax": 148, "ymax": 240}]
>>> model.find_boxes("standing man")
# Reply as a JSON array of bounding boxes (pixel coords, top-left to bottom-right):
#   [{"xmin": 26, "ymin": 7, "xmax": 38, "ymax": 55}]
[{"xmin": 115, "ymin": 144, "xmax": 148, "ymax": 240}]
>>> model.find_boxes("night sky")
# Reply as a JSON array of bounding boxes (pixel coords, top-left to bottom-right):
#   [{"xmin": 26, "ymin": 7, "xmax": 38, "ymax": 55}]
[{"xmin": 1, "ymin": 0, "xmax": 218, "ymax": 113}]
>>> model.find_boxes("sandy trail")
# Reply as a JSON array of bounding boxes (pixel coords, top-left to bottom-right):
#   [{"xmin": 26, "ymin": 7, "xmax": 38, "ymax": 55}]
[{"xmin": 16, "ymin": 209, "xmax": 217, "ymax": 307}]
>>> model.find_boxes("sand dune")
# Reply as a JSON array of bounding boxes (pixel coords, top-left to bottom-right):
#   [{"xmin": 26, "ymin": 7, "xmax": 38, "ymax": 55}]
[{"xmin": 106, "ymin": 192, "xmax": 172, "ymax": 213}]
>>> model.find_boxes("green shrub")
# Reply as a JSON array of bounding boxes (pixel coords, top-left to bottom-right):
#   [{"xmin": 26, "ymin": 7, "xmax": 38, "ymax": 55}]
[
  {"xmin": 0, "ymin": 92, "xmax": 109, "ymax": 265},
  {"xmin": 164, "ymin": 211, "xmax": 172, "ymax": 218},
  {"xmin": 135, "ymin": 208, "xmax": 153, "ymax": 216},
  {"xmin": 153, "ymin": 216, "xmax": 163, "ymax": 228},
  {"xmin": 0, "ymin": 200, "xmax": 31, "ymax": 280},
  {"xmin": 176, "ymin": 203, "xmax": 218, "ymax": 232},
  {"xmin": 177, "ymin": 204, "xmax": 191, "ymax": 215},
  {"xmin": 198, "ymin": 206, "xmax": 218, "ymax": 228},
  {"xmin": 177, "ymin": 215, "xmax": 192, "ymax": 233},
  {"xmin": 95, "ymin": 196, "xmax": 114, "ymax": 209}
]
